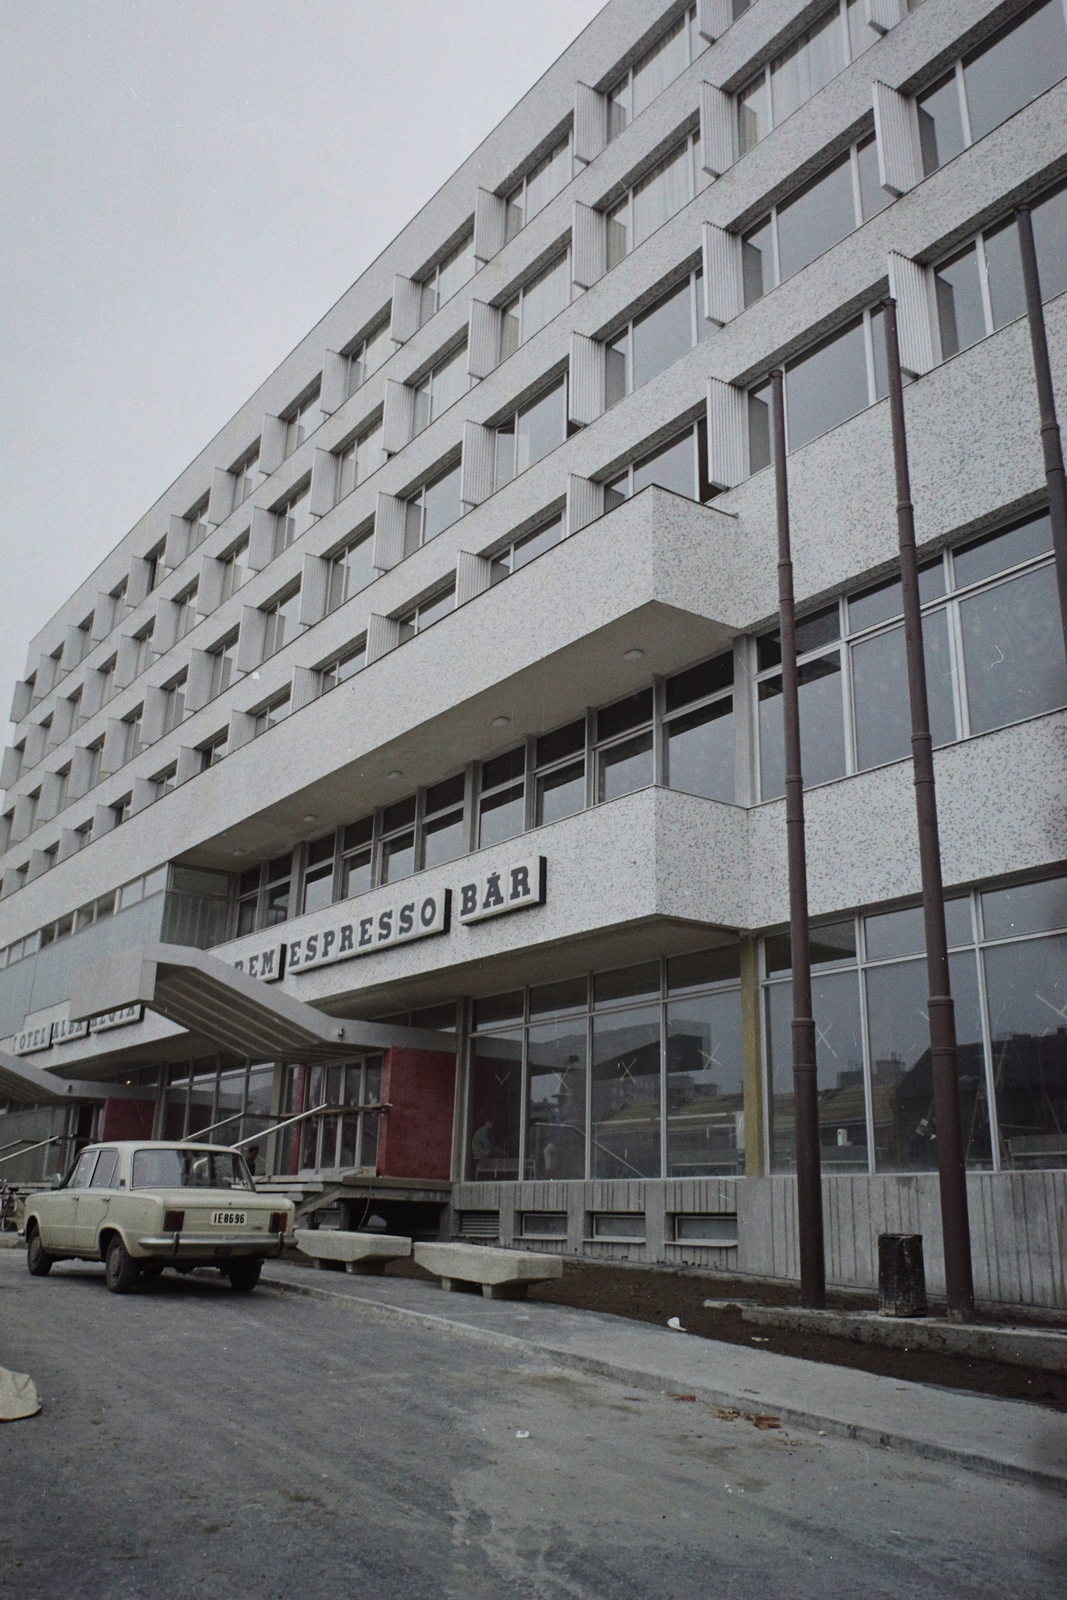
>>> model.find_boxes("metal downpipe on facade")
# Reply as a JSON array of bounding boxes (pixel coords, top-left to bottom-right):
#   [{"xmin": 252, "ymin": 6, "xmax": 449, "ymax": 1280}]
[
  {"xmin": 770, "ymin": 368, "xmax": 826, "ymax": 1312},
  {"xmin": 882, "ymin": 297, "xmax": 974, "ymax": 1324}
]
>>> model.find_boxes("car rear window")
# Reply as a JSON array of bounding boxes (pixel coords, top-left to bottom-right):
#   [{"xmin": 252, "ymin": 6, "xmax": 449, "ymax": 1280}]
[{"xmin": 131, "ymin": 1149, "xmax": 251, "ymax": 1190}]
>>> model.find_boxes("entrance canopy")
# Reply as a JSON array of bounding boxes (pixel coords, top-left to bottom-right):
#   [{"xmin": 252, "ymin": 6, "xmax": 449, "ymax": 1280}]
[
  {"xmin": 0, "ymin": 1049, "xmax": 96, "ymax": 1105},
  {"xmin": 68, "ymin": 943, "xmax": 455, "ymax": 1064}
]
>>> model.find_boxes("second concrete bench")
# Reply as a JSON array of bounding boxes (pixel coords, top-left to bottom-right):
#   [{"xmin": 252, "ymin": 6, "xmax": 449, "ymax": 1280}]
[
  {"xmin": 413, "ymin": 1241, "xmax": 563, "ymax": 1298},
  {"xmin": 295, "ymin": 1229, "xmax": 411, "ymax": 1274}
]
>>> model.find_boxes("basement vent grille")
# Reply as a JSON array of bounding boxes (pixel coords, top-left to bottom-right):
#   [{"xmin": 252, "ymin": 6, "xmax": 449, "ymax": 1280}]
[{"xmin": 458, "ymin": 1210, "xmax": 500, "ymax": 1239}]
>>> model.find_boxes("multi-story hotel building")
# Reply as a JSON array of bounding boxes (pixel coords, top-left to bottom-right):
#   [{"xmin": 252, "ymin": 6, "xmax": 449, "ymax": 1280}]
[{"xmin": 2, "ymin": 0, "xmax": 1065, "ymax": 1305}]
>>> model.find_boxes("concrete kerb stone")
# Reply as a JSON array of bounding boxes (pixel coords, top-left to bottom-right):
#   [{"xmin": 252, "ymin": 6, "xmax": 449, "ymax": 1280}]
[
  {"xmin": 257, "ymin": 1268, "xmax": 1067, "ymax": 1497},
  {"xmin": 741, "ymin": 1306, "xmax": 1067, "ymax": 1374}
]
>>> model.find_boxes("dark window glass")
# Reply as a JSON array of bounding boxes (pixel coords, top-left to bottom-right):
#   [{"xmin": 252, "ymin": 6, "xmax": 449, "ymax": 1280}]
[
  {"xmin": 426, "ymin": 773, "xmax": 465, "ymax": 814},
  {"xmin": 982, "ymin": 216, "xmax": 1027, "ymax": 332},
  {"xmin": 851, "ymin": 610, "xmax": 956, "ymax": 770},
  {"xmin": 917, "ymin": 72, "xmax": 965, "ymax": 177},
  {"xmin": 759, "ymin": 652, "xmax": 845, "ymax": 799},
  {"xmin": 742, "ymin": 216, "xmax": 772, "ymax": 307},
  {"xmin": 529, "ymin": 976, "xmax": 588, "ymax": 1017},
  {"xmin": 597, "ymin": 689, "xmax": 653, "ymax": 743},
  {"xmin": 469, "ymin": 1032, "xmax": 522, "ymax": 1178},
  {"xmin": 632, "ymin": 431, "xmax": 695, "ymax": 498},
  {"xmin": 381, "ymin": 829, "xmax": 414, "ymax": 883},
  {"xmin": 982, "ymin": 877, "xmax": 1067, "ymax": 940},
  {"xmin": 935, "ymin": 244, "xmax": 986, "ymax": 357},
  {"xmin": 666, "ymin": 652, "xmax": 733, "ymax": 711},
  {"xmin": 591, "ymin": 1005, "xmax": 661, "ymax": 1178},
  {"xmin": 1031, "ymin": 182, "xmax": 1067, "ymax": 303},
  {"xmin": 866, "ymin": 950, "xmax": 991, "ymax": 1171},
  {"xmin": 777, "ymin": 153, "xmax": 855, "ymax": 283},
  {"xmin": 667, "ymin": 989, "xmax": 744, "ymax": 1176},
  {"xmin": 513, "ymin": 518, "xmax": 562, "ymax": 571},
  {"xmin": 238, "ymin": 868, "xmax": 260, "ymax": 898},
  {"xmin": 422, "ymin": 464, "xmax": 462, "ymax": 544},
  {"xmin": 537, "ymin": 718, "xmax": 585, "ymax": 767},
  {"xmin": 963, "ymin": 0, "xmax": 1067, "ymax": 146},
  {"xmin": 758, "ymin": 604, "xmax": 839, "ymax": 669},
  {"xmin": 267, "ymin": 854, "xmax": 292, "ymax": 883},
  {"xmin": 264, "ymin": 878, "xmax": 290, "ymax": 926},
  {"xmin": 307, "ymin": 834, "xmax": 335, "ymax": 868},
  {"xmin": 473, "ymin": 993, "xmax": 524, "ymax": 1030},
  {"xmin": 422, "ymin": 808, "xmax": 465, "ymax": 869},
  {"xmin": 953, "ymin": 511, "xmax": 1052, "ymax": 588},
  {"xmin": 342, "ymin": 848, "xmax": 371, "ymax": 898},
  {"xmin": 748, "ymin": 383, "xmax": 771, "ymax": 473},
  {"xmin": 526, "ymin": 1019, "xmax": 587, "ymax": 1180},
  {"xmin": 960, "ymin": 565, "xmax": 1066, "ymax": 733},
  {"xmin": 482, "ymin": 747, "xmax": 525, "ymax": 790},
  {"xmin": 343, "ymin": 816, "xmax": 373, "ymax": 852},
  {"xmin": 786, "ymin": 318, "xmax": 869, "ymax": 450},
  {"xmin": 767, "ymin": 968, "xmax": 867, "ymax": 1172},
  {"xmin": 599, "ymin": 731, "xmax": 654, "ymax": 800},
  {"xmin": 848, "ymin": 575, "xmax": 902, "ymax": 633},
  {"xmin": 667, "ymin": 944, "xmax": 742, "ymax": 992},
  {"xmin": 536, "ymin": 760, "xmax": 585, "ymax": 825},
  {"xmin": 856, "ymin": 134, "xmax": 891, "ymax": 221},
  {"xmin": 665, "ymin": 700, "xmax": 735, "ymax": 802},
  {"xmin": 631, "ymin": 278, "xmax": 693, "ymax": 389},
  {"xmin": 479, "ymin": 783, "xmax": 524, "ymax": 847},
  {"xmin": 594, "ymin": 961, "xmax": 660, "ymax": 1006},
  {"xmin": 983, "ymin": 932, "xmax": 1067, "ymax": 1169},
  {"xmin": 382, "ymin": 796, "xmax": 416, "ymax": 833}
]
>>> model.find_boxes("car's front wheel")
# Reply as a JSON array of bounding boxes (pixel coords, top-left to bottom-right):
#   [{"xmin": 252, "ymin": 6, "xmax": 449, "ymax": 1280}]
[
  {"xmin": 27, "ymin": 1226, "xmax": 54, "ymax": 1277},
  {"xmin": 228, "ymin": 1258, "xmax": 262, "ymax": 1293},
  {"xmin": 104, "ymin": 1237, "xmax": 139, "ymax": 1294}
]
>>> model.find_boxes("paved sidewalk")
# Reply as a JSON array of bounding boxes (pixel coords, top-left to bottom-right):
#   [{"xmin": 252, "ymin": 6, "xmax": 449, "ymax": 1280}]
[{"xmin": 261, "ymin": 1260, "xmax": 1067, "ymax": 1494}]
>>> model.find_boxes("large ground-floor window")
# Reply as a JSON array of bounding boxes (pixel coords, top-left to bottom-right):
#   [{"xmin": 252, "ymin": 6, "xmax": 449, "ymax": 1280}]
[
  {"xmin": 162, "ymin": 1060, "xmax": 275, "ymax": 1168},
  {"xmin": 763, "ymin": 873, "xmax": 1067, "ymax": 1174},
  {"xmin": 278, "ymin": 1058, "xmax": 383, "ymax": 1176},
  {"xmin": 466, "ymin": 946, "xmax": 743, "ymax": 1182}
]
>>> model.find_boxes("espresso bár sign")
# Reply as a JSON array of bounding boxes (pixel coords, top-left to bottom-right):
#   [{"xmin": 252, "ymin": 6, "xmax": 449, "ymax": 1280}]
[{"xmin": 263, "ymin": 855, "xmax": 546, "ymax": 978}]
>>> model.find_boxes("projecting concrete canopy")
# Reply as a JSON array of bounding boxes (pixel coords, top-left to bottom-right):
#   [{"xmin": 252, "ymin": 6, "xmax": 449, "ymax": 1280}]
[
  {"xmin": 67, "ymin": 943, "xmax": 455, "ymax": 1063},
  {"xmin": 0, "ymin": 1049, "xmax": 99, "ymax": 1105}
]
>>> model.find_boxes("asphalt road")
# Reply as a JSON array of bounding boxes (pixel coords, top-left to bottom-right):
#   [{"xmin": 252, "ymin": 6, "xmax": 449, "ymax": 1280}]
[{"xmin": 0, "ymin": 1252, "xmax": 1062, "ymax": 1600}]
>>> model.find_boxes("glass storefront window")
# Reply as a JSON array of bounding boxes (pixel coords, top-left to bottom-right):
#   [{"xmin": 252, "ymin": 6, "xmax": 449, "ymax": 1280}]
[
  {"xmin": 469, "ymin": 1031, "xmax": 522, "ymax": 1180},
  {"xmin": 666, "ymin": 989, "xmax": 744, "ymax": 1176},
  {"xmin": 591, "ymin": 1004, "xmax": 661, "ymax": 1178},
  {"xmin": 526, "ymin": 1018, "xmax": 587, "ymax": 1180}
]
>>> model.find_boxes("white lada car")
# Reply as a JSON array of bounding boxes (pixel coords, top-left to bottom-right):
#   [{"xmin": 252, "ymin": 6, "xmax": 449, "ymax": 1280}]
[{"xmin": 23, "ymin": 1141, "xmax": 295, "ymax": 1294}]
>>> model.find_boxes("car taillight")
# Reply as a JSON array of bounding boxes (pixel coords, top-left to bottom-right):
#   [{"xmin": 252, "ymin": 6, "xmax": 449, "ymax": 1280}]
[
  {"xmin": 164, "ymin": 1210, "xmax": 184, "ymax": 1232},
  {"xmin": 269, "ymin": 1212, "xmax": 288, "ymax": 1234}
]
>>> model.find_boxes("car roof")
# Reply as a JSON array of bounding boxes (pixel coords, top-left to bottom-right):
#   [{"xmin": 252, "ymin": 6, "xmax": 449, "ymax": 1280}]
[{"xmin": 83, "ymin": 1141, "xmax": 242, "ymax": 1154}]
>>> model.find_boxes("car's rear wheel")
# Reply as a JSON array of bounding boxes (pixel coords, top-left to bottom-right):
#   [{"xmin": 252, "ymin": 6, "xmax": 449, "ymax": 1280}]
[
  {"xmin": 27, "ymin": 1226, "xmax": 54, "ymax": 1277},
  {"xmin": 104, "ymin": 1237, "xmax": 139, "ymax": 1294},
  {"xmin": 228, "ymin": 1258, "xmax": 262, "ymax": 1293}
]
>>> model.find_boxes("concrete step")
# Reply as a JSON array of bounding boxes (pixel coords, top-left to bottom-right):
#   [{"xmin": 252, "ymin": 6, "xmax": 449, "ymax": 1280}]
[{"xmin": 739, "ymin": 1305, "xmax": 1067, "ymax": 1373}]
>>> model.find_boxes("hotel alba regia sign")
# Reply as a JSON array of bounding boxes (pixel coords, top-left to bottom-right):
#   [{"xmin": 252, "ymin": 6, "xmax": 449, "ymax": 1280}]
[{"xmin": 233, "ymin": 855, "xmax": 547, "ymax": 982}]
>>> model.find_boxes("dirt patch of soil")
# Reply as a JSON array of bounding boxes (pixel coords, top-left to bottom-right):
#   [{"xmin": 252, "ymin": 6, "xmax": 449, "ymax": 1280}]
[{"xmin": 285, "ymin": 1248, "xmax": 1066, "ymax": 1412}]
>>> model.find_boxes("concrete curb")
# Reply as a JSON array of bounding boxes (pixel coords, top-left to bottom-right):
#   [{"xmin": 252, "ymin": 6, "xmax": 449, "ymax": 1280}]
[
  {"xmin": 741, "ymin": 1306, "xmax": 1067, "ymax": 1373},
  {"xmin": 259, "ymin": 1273, "xmax": 1067, "ymax": 1496}
]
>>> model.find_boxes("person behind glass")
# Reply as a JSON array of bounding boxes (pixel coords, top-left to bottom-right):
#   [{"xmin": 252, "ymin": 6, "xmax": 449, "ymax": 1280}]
[
  {"xmin": 471, "ymin": 1120, "xmax": 498, "ymax": 1173},
  {"xmin": 244, "ymin": 1144, "xmax": 261, "ymax": 1178}
]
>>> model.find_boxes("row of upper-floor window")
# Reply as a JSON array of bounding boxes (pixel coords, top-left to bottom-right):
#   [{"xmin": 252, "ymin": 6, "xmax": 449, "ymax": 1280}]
[
  {"xmin": 2, "ymin": 479, "xmax": 1061, "ymax": 933},
  {"xmin": 32, "ymin": 0, "xmax": 984, "ymax": 714},
  {"xmin": 5, "ymin": 148, "xmax": 1064, "ymax": 860},
  {"xmin": 12, "ymin": 131, "xmax": 1066, "ymax": 818},
  {"xmin": 202, "ymin": 501, "xmax": 1064, "ymax": 938}
]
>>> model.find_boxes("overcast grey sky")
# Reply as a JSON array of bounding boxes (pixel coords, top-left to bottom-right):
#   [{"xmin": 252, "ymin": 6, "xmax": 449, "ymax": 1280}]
[{"xmin": 0, "ymin": 0, "xmax": 605, "ymax": 732}]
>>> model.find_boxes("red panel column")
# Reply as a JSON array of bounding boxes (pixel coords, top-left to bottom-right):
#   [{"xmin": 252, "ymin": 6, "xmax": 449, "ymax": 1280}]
[
  {"xmin": 378, "ymin": 1049, "xmax": 456, "ymax": 1180},
  {"xmin": 99, "ymin": 1099, "xmax": 155, "ymax": 1141}
]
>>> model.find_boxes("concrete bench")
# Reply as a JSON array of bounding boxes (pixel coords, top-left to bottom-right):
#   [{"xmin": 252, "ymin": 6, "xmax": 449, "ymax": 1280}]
[
  {"xmin": 295, "ymin": 1229, "xmax": 411, "ymax": 1274},
  {"xmin": 413, "ymin": 1241, "xmax": 563, "ymax": 1299}
]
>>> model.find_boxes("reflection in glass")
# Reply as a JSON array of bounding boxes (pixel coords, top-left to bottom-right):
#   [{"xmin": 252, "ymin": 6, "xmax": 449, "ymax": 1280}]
[
  {"xmin": 866, "ymin": 951, "xmax": 992, "ymax": 1171},
  {"xmin": 960, "ymin": 565, "xmax": 1066, "ymax": 733},
  {"xmin": 469, "ymin": 1031, "xmax": 522, "ymax": 1179},
  {"xmin": 632, "ymin": 279, "xmax": 693, "ymax": 389},
  {"xmin": 851, "ymin": 610, "xmax": 956, "ymax": 770},
  {"xmin": 665, "ymin": 699, "xmax": 735, "ymax": 801},
  {"xmin": 598, "ymin": 731, "xmax": 654, "ymax": 801},
  {"xmin": 984, "ymin": 933, "xmax": 1067, "ymax": 1169},
  {"xmin": 917, "ymin": 73, "xmax": 965, "ymax": 177},
  {"xmin": 935, "ymin": 245, "xmax": 986, "ymax": 358},
  {"xmin": 786, "ymin": 319, "xmax": 869, "ymax": 449},
  {"xmin": 526, "ymin": 1019, "xmax": 587, "ymax": 1180},
  {"xmin": 667, "ymin": 990, "xmax": 744, "ymax": 1175},
  {"xmin": 777, "ymin": 154, "xmax": 855, "ymax": 283},
  {"xmin": 758, "ymin": 652, "xmax": 845, "ymax": 799},
  {"xmin": 963, "ymin": 0, "xmax": 1067, "ymax": 145},
  {"xmin": 591, "ymin": 1005, "xmax": 661, "ymax": 1177},
  {"xmin": 767, "ymin": 969, "xmax": 867, "ymax": 1172}
]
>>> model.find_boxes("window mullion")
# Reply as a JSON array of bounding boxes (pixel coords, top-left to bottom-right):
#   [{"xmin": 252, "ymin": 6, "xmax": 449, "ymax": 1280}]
[
  {"xmin": 841, "ymin": 599, "xmax": 858, "ymax": 775},
  {"xmin": 946, "ymin": 597, "xmax": 970, "ymax": 740},
  {"xmin": 974, "ymin": 233, "xmax": 996, "ymax": 337},
  {"xmin": 855, "ymin": 919, "xmax": 877, "ymax": 1174},
  {"xmin": 955, "ymin": 60, "xmax": 973, "ymax": 147}
]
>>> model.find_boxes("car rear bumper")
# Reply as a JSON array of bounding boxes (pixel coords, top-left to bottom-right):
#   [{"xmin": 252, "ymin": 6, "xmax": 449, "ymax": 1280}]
[{"xmin": 137, "ymin": 1233, "xmax": 293, "ymax": 1258}]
